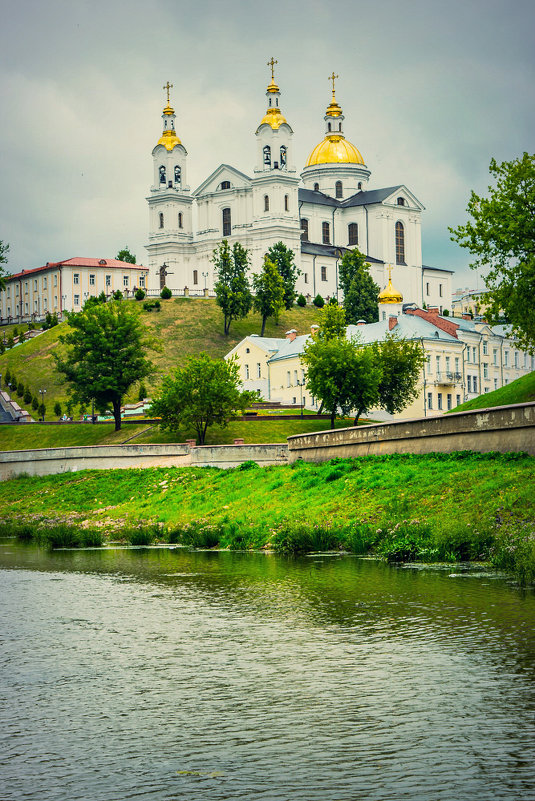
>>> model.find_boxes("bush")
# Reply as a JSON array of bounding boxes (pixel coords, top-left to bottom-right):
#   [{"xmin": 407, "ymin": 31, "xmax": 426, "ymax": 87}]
[
  {"xmin": 32, "ymin": 396, "xmax": 39, "ymax": 411},
  {"xmin": 443, "ymin": 309, "xmax": 450, "ymax": 316},
  {"xmin": 6, "ymin": 336, "xmax": 14, "ymax": 350},
  {"xmin": 54, "ymin": 402, "xmax": 62, "ymax": 417},
  {"xmin": 143, "ymin": 299, "xmax": 161, "ymax": 312},
  {"xmin": 112, "ymin": 289, "xmax": 123, "ymax": 300},
  {"xmin": 23, "ymin": 388, "xmax": 32, "ymax": 405},
  {"xmin": 0, "ymin": 341, "xmax": 4, "ymax": 355},
  {"xmin": 126, "ymin": 526, "xmax": 156, "ymax": 546},
  {"xmin": 138, "ymin": 383, "xmax": 147, "ymax": 402},
  {"xmin": 329, "ymin": 296, "xmax": 338, "ymax": 305},
  {"xmin": 4, "ymin": 368, "xmax": 11, "ymax": 386},
  {"xmin": 313, "ymin": 294, "xmax": 325, "ymax": 308},
  {"xmin": 13, "ymin": 326, "xmax": 18, "ymax": 338},
  {"xmin": 38, "ymin": 403, "xmax": 46, "ymax": 420},
  {"xmin": 297, "ymin": 294, "xmax": 306, "ymax": 307},
  {"xmin": 160, "ymin": 286, "xmax": 172, "ymax": 299},
  {"xmin": 135, "ymin": 288, "xmax": 146, "ymax": 301},
  {"xmin": 16, "ymin": 382, "xmax": 24, "ymax": 397}
]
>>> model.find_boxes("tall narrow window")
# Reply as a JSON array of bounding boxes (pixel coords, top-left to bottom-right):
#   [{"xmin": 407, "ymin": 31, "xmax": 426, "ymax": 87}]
[
  {"xmin": 335, "ymin": 181, "xmax": 343, "ymax": 198},
  {"xmin": 284, "ymin": 194, "xmax": 289, "ymax": 211},
  {"xmin": 300, "ymin": 219, "xmax": 309, "ymax": 241},
  {"xmin": 348, "ymin": 223, "xmax": 358, "ymax": 246},
  {"xmin": 314, "ymin": 183, "xmax": 320, "ymax": 191},
  {"xmin": 322, "ymin": 221, "xmax": 330, "ymax": 244},
  {"xmin": 328, "ymin": 122, "xmax": 332, "ymax": 131},
  {"xmin": 321, "ymin": 266, "xmax": 327, "ymax": 281},
  {"xmin": 174, "ymin": 165, "xmax": 181, "ymax": 186},
  {"xmin": 280, "ymin": 146, "xmax": 287, "ymax": 167},
  {"xmin": 358, "ymin": 182, "xmax": 362, "ymax": 190},
  {"xmin": 263, "ymin": 145, "xmax": 271, "ymax": 166},
  {"xmin": 159, "ymin": 166, "xmax": 166, "ymax": 184},
  {"xmin": 178, "ymin": 212, "xmax": 183, "ymax": 228},
  {"xmin": 395, "ymin": 221, "xmax": 405, "ymax": 264},
  {"xmin": 264, "ymin": 195, "xmax": 269, "ymax": 212},
  {"xmin": 159, "ymin": 212, "xmax": 164, "ymax": 229},
  {"xmin": 222, "ymin": 207, "xmax": 231, "ymax": 237},
  {"xmin": 193, "ymin": 270, "xmax": 198, "ymax": 285}
]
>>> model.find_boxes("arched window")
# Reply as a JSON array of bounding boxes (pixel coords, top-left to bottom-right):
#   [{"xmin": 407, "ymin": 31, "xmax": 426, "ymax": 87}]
[
  {"xmin": 300, "ymin": 219, "xmax": 309, "ymax": 241},
  {"xmin": 220, "ymin": 180, "xmax": 230, "ymax": 190},
  {"xmin": 314, "ymin": 183, "xmax": 320, "ymax": 191},
  {"xmin": 178, "ymin": 212, "xmax": 183, "ymax": 229},
  {"xmin": 348, "ymin": 223, "xmax": 358, "ymax": 246},
  {"xmin": 397, "ymin": 197, "xmax": 405, "ymax": 206},
  {"xmin": 193, "ymin": 270, "xmax": 198, "ymax": 285},
  {"xmin": 395, "ymin": 221, "xmax": 405, "ymax": 264},
  {"xmin": 263, "ymin": 145, "xmax": 271, "ymax": 166},
  {"xmin": 280, "ymin": 146, "xmax": 287, "ymax": 167},
  {"xmin": 159, "ymin": 166, "xmax": 166, "ymax": 184},
  {"xmin": 335, "ymin": 181, "xmax": 343, "ymax": 198},
  {"xmin": 159, "ymin": 212, "xmax": 164, "ymax": 229},
  {"xmin": 358, "ymin": 182, "xmax": 362, "ymax": 190},
  {"xmin": 264, "ymin": 195, "xmax": 270, "ymax": 212},
  {"xmin": 174, "ymin": 165, "xmax": 181, "ymax": 186},
  {"xmin": 321, "ymin": 265, "xmax": 327, "ymax": 281},
  {"xmin": 327, "ymin": 122, "xmax": 332, "ymax": 131},
  {"xmin": 284, "ymin": 194, "xmax": 289, "ymax": 211},
  {"xmin": 338, "ymin": 122, "xmax": 342, "ymax": 131},
  {"xmin": 222, "ymin": 207, "xmax": 231, "ymax": 237},
  {"xmin": 322, "ymin": 221, "xmax": 330, "ymax": 244}
]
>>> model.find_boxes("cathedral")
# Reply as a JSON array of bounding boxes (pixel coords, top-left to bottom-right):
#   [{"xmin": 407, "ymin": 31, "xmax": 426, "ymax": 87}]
[{"xmin": 145, "ymin": 63, "xmax": 453, "ymax": 311}]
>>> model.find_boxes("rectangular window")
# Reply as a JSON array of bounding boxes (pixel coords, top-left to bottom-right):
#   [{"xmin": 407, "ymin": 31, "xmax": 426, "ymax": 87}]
[
  {"xmin": 24, "ymin": 281, "xmax": 28, "ymax": 293},
  {"xmin": 34, "ymin": 299, "xmax": 38, "ymax": 311},
  {"xmin": 245, "ymin": 364, "xmax": 249, "ymax": 379},
  {"xmin": 287, "ymin": 371, "xmax": 291, "ymax": 388},
  {"xmin": 447, "ymin": 393, "xmax": 452, "ymax": 410},
  {"xmin": 43, "ymin": 276, "xmax": 47, "ymax": 289},
  {"xmin": 439, "ymin": 284, "xmax": 443, "ymax": 297},
  {"xmin": 304, "ymin": 273, "xmax": 308, "ymax": 284},
  {"xmin": 435, "ymin": 355, "xmax": 440, "ymax": 373},
  {"xmin": 426, "ymin": 356, "xmax": 431, "ymax": 374},
  {"xmin": 54, "ymin": 295, "xmax": 57, "ymax": 307},
  {"xmin": 514, "ymin": 351, "xmax": 519, "ymax": 368},
  {"xmin": 454, "ymin": 357, "xmax": 459, "ymax": 373},
  {"xmin": 437, "ymin": 393, "xmax": 442, "ymax": 410},
  {"xmin": 54, "ymin": 274, "xmax": 57, "ymax": 287},
  {"xmin": 43, "ymin": 298, "xmax": 48, "ymax": 310},
  {"xmin": 193, "ymin": 270, "xmax": 198, "ymax": 285},
  {"xmin": 493, "ymin": 349, "xmax": 498, "ymax": 365},
  {"xmin": 445, "ymin": 356, "xmax": 450, "ymax": 372},
  {"xmin": 106, "ymin": 274, "xmax": 111, "ymax": 287},
  {"xmin": 473, "ymin": 376, "xmax": 477, "ymax": 393},
  {"xmin": 484, "ymin": 387, "xmax": 489, "ymax": 393},
  {"xmin": 222, "ymin": 207, "xmax": 231, "ymax": 237},
  {"xmin": 494, "ymin": 378, "xmax": 498, "ymax": 390},
  {"xmin": 89, "ymin": 274, "xmax": 95, "ymax": 286},
  {"xmin": 348, "ymin": 223, "xmax": 358, "ymax": 246},
  {"xmin": 74, "ymin": 294, "xmax": 80, "ymax": 306},
  {"xmin": 467, "ymin": 375, "xmax": 472, "ymax": 392},
  {"xmin": 123, "ymin": 275, "xmax": 129, "ymax": 287},
  {"xmin": 294, "ymin": 370, "xmax": 298, "ymax": 384},
  {"xmin": 483, "ymin": 363, "xmax": 488, "ymax": 379},
  {"xmin": 6, "ymin": 286, "xmax": 10, "ymax": 296},
  {"xmin": 322, "ymin": 221, "xmax": 330, "ymax": 244},
  {"xmin": 321, "ymin": 265, "xmax": 327, "ymax": 281},
  {"xmin": 504, "ymin": 351, "xmax": 509, "ymax": 366},
  {"xmin": 25, "ymin": 302, "xmax": 28, "ymax": 313},
  {"xmin": 483, "ymin": 340, "xmax": 488, "ymax": 355},
  {"xmin": 300, "ymin": 219, "xmax": 309, "ymax": 241},
  {"xmin": 34, "ymin": 279, "xmax": 37, "ymax": 290},
  {"xmin": 426, "ymin": 282, "xmax": 430, "ymax": 296},
  {"xmin": 456, "ymin": 394, "xmax": 461, "ymax": 406},
  {"xmin": 139, "ymin": 275, "xmax": 145, "ymax": 288},
  {"xmin": 257, "ymin": 363, "xmax": 261, "ymax": 379},
  {"xmin": 73, "ymin": 274, "xmax": 79, "ymax": 285},
  {"xmin": 472, "ymin": 347, "xmax": 477, "ymax": 362},
  {"xmin": 427, "ymin": 392, "xmax": 433, "ymax": 410}
]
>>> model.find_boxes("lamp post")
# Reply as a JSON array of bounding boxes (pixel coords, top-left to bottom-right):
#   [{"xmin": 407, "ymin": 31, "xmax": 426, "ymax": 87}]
[
  {"xmin": 39, "ymin": 388, "xmax": 47, "ymax": 422},
  {"xmin": 202, "ymin": 271, "xmax": 208, "ymax": 290},
  {"xmin": 297, "ymin": 379, "xmax": 304, "ymax": 417}
]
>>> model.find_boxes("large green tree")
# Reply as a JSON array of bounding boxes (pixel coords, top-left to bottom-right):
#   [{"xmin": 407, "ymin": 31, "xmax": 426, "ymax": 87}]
[
  {"xmin": 54, "ymin": 301, "xmax": 152, "ymax": 431},
  {"xmin": 151, "ymin": 354, "xmax": 256, "ymax": 445},
  {"xmin": 213, "ymin": 240, "xmax": 253, "ymax": 335},
  {"xmin": 317, "ymin": 302, "xmax": 346, "ymax": 341},
  {"xmin": 0, "ymin": 240, "xmax": 9, "ymax": 290},
  {"xmin": 339, "ymin": 249, "xmax": 380, "ymax": 324},
  {"xmin": 265, "ymin": 242, "xmax": 300, "ymax": 309},
  {"xmin": 450, "ymin": 152, "xmax": 535, "ymax": 352},
  {"xmin": 116, "ymin": 246, "xmax": 136, "ymax": 264},
  {"xmin": 372, "ymin": 335, "xmax": 425, "ymax": 416},
  {"xmin": 252, "ymin": 256, "xmax": 285, "ymax": 336}
]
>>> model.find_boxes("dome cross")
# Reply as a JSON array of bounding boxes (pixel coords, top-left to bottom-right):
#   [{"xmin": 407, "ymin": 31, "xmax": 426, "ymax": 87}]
[
  {"xmin": 267, "ymin": 57, "xmax": 278, "ymax": 81},
  {"xmin": 328, "ymin": 72, "xmax": 339, "ymax": 97},
  {"xmin": 163, "ymin": 81, "xmax": 173, "ymax": 104}
]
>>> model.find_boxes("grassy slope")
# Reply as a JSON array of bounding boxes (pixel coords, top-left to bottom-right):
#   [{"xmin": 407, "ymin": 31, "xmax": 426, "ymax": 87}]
[
  {"xmin": 448, "ymin": 371, "xmax": 535, "ymax": 414},
  {"xmin": 0, "ymin": 298, "xmax": 321, "ymax": 419}
]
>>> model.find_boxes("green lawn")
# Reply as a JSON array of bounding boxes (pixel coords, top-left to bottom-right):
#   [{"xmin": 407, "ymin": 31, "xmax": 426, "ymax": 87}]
[
  {"xmin": 448, "ymin": 371, "xmax": 535, "ymax": 413},
  {"xmin": 0, "ymin": 298, "xmax": 321, "ymax": 420}
]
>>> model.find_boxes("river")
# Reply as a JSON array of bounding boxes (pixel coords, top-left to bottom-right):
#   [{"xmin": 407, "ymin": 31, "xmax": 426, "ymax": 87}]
[{"xmin": 0, "ymin": 541, "xmax": 534, "ymax": 801}]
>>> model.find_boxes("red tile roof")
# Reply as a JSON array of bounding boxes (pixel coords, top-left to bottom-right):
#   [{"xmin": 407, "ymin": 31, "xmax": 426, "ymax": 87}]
[
  {"xmin": 6, "ymin": 257, "xmax": 147, "ymax": 280},
  {"xmin": 405, "ymin": 308, "xmax": 459, "ymax": 339}
]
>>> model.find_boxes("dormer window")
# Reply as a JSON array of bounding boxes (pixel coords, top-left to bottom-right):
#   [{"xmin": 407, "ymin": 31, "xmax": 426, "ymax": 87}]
[
  {"xmin": 220, "ymin": 180, "xmax": 230, "ymax": 190},
  {"xmin": 397, "ymin": 197, "xmax": 405, "ymax": 206}
]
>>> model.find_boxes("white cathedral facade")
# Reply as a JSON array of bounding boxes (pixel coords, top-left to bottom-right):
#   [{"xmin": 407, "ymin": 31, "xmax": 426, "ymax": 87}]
[{"xmin": 145, "ymin": 68, "xmax": 453, "ymax": 310}]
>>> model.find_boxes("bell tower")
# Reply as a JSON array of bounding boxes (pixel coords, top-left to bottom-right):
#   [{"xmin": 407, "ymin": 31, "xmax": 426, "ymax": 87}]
[{"xmin": 146, "ymin": 82, "xmax": 193, "ymax": 290}]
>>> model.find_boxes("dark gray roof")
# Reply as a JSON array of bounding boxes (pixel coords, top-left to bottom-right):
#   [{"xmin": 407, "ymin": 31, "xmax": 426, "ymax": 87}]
[
  {"xmin": 298, "ymin": 188, "xmax": 339, "ymax": 207},
  {"xmin": 300, "ymin": 240, "xmax": 384, "ymax": 263},
  {"xmin": 298, "ymin": 185, "xmax": 404, "ymax": 209},
  {"xmin": 422, "ymin": 264, "xmax": 455, "ymax": 274}
]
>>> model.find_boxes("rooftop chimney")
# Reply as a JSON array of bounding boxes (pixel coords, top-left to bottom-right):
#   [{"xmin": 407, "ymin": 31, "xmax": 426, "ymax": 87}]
[
  {"xmin": 388, "ymin": 315, "xmax": 398, "ymax": 331},
  {"xmin": 356, "ymin": 319, "xmax": 367, "ymax": 326},
  {"xmin": 428, "ymin": 306, "xmax": 439, "ymax": 314},
  {"xmin": 462, "ymin": 312, "xmax": 472, "ymax": 320},
  {"xmin": 285, "ymin": 329, "xmax": 297, "ymax": 342}
]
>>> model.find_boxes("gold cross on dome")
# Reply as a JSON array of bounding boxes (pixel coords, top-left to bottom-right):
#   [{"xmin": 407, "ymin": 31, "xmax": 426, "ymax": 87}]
[
  {"xmin": 267, "ymin": 57, "xmax": 278, "ymax": 80},
  {"xmin": 328, "ymin": 71, "xmax": 339, "ymax": 96},
  {"xmin": 163, "ymin": 81, "xmax": 173, "ymax": 104}
]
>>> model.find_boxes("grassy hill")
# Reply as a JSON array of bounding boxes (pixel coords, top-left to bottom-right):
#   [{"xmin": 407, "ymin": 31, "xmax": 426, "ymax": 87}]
[
  {"xmin": 0, "ymin": 298, "xmax": 322, "ymax": 419},
  {"xmin": 448, "ymin": 371, "xmax": 535, "ymax": 414}
]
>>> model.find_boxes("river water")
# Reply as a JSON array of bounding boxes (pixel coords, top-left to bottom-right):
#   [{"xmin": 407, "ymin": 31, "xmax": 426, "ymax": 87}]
[{"xmin": 0, "ymin": 541, "xmax": 534, "ymax": 801}]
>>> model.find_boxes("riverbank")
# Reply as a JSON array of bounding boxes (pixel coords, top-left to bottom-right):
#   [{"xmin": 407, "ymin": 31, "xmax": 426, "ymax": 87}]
[{"xmin": 1, "ymin": 451, "xmax": 534, "ymax": 583}]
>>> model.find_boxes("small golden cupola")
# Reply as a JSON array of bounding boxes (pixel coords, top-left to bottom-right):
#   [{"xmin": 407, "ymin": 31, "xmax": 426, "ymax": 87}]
[
  {"xmin": 305, "ymin": 73, "xmax": 365, "ymax": 167},
  {"xmin": 156, "ymin": 81, "xmax": 182, "ymax": 152},
  {"xmin": 256, "ymin": 57, "xmax": 290, "ymax": 133},
  {"xmin": 378, "ymin": 265, "xmax": 404, "ymax": 319}
]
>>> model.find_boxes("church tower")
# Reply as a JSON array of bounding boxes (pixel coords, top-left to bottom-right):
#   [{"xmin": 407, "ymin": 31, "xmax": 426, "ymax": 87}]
[
  {"xmin": 250, "ymin": 58, "xmax": 300, "ymax": 268},
  {"xmin": 146, "ymin": 82, "xmax": 193, "ymax": 290}
]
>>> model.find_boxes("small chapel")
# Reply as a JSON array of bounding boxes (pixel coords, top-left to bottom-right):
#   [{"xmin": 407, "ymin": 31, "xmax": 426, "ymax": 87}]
[{"xmin": 145, "ymin": 62, "xmax": 453, "ymax": 310}]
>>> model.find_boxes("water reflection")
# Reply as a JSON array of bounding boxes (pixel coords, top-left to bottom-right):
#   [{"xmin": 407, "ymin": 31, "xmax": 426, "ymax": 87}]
[{"xmin": 1, "ymin": 540, "xmax": 534, "ymax": 800}]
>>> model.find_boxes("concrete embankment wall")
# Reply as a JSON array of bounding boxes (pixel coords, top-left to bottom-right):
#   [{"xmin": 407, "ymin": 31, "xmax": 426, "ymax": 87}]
[
  {"xmin": 287, "ymin": 402, "xmax": 535, "ymax": 462},
  {"xmin": 0, "ymin": 442, "xmax": 289, "ymax": 480}
]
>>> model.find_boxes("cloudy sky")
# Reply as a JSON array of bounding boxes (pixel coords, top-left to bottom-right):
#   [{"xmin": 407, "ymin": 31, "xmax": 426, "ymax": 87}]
[{"xmin": 1, "ymin": 0, "xmax": 533, "ymax": 289}]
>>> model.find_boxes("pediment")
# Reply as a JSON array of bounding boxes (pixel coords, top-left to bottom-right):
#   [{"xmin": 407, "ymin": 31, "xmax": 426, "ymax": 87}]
[
  {"xmin": 193, "ymin": 163, "xmax": 252, "ymax": 197},
  {"xmin": 383, "ymin": 185, "xmax": 424, "ymax": 211}
]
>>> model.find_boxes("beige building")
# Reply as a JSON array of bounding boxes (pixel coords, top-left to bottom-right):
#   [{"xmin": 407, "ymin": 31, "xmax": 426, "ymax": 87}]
[{"xmin": 0, "ymin": 257, "xmax": 149, "ymax": 325}]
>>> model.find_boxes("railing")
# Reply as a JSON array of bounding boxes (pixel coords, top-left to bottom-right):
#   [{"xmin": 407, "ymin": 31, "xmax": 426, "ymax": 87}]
[{"xmin": 435, "ymin": 371, "xmax": 462, "ymax": 385}]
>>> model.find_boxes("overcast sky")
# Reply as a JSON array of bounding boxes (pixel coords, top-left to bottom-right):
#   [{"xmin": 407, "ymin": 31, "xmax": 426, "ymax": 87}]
[{"xmin": 1, "ymin": 0, "xmax": 533, "ymax": 289}]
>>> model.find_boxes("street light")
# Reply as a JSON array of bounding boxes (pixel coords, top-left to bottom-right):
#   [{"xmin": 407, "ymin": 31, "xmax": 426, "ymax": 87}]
[
  {"xmin": 39, "ymin": 388, "xmax": 47, "ymax": 422},
  {"xmin": 202, "ymin": 271, "xmax": 208, "ymax": 290},
  {"xmin": 296, "ymin": 379, "xmax": 304, "ymax": 417}
]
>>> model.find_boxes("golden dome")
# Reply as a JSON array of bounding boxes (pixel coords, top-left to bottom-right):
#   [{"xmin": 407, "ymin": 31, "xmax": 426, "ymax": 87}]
[
  {"xmin": 305, "ymin": 134, "xmax": 364, "ymax": 166},
  {"xmin": 163, "ymin": 103, "xmax": 175, "ymax": 116},
  {"xmin": 156, "ymin": 129, "xmax": 182, "ymax": 151},
  {"xmin": 257, "ymin": 106, "xmax": 288, "ymax": 131},
  {"xmin": 378, "ymin": 275, "xmax": 403, "ymax": 304},
  {"xmin": 267, "ymin": 79, "xmax": 280, "ymax": 93}
]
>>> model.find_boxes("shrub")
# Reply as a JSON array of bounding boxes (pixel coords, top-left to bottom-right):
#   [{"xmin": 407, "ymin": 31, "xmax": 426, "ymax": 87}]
[
  {"xmin": 138, "ymin": 383, "xmax": 147, "ymax": 402},
  {"xmin": 135, "ymin": 288, "xmax": 146, "ymax": 301},
  {"xmin": 143, "ymin": 300, "xmax": 161, "ymax": 312},
  {"xmin": 23, "ymin": 388, "xmax": 32, "ymax": 405},
  {"xmin": 16, "ymin": 381, "xmax": 24, "ymax": 397},
  {"xmin": 32, "ymin": 396, "xmax": 39, "ymax": 411},
  {"xmin": 0, "ymin": 341, "xmax": 4, "ymax": 355},
  {"xmin": 313, "ymin": 294, "xmax": 325, "ymax": 308},
  {"xmin": 112, "ymin": 289, "xmax": 123, "ymax": 300},
  {"xmin": 160, "ymin": 286, "xmax": 172, "ymax": 299},
  {"xmin": 6, "ymin": 336, "xmax": 14, "ymax": 350},
  {"xmin": 443, "ymin": 309, "xmax": 450, "ymax": 317},
  {"xmin": 297, "ymin": 294, "xmax": 306, "ymax": 307},
  {"xmin": 38, "ymin": 403, "xmax": 46, "ymax": 420},
  {"xmin": 13, "ymin": 326, "xmax": 18, "ymax": 338},
  {"xmin": 54, "ymin": 402, "xmax": 62, "ymax": 417},
  {"xmin": 4, "ymin": 368, "xmax": 11, "ymax": 386},
  {"xmin": 126, "ymin": 526, "xmax": 156, "ymax": 546},
  {"xmin": 376, "ymin": 521, "xmax": 433, "ymax": 562},
  {"xmin": 329, "ymin": 296, "xmax": 338, "ymax": 305},
  {"xmin": 237, "ymin": 460, "xmax": 260, "ymax": 471}
]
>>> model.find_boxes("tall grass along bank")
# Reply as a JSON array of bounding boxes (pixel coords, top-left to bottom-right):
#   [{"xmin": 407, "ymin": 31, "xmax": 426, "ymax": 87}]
[{"xmin": 0, "ymin": 452, "xmax": 533, "ymax": 583}]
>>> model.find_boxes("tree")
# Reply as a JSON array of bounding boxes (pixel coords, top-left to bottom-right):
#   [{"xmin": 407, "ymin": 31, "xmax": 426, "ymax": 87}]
[
  {"xmin": 0, "ymin": 240, "xmax": 9, "ymax": 291},
  {"xmin": 54, "ymin": 301, "xmax": 153, "ymax": 431},
  {"xmin": 160, "ymin": 286, "xmax": 172, "ymax": 299},
  {"xmin": 265, "ymin": 242, "xmax": 300, "ymax": 309},
  {"xmin": 313, "ymin": 294, "xmax": 324, "ymax": 308},
  {"xmin": 450, "ymin": 153, "xmax": 535, "ymax": 352},
  {"xmin": 135, "ymin": 288, "xmax": 146, "ymax": 301},
  {"xmin": 116, "ymin": 247, "xmax": 136, "ymax": 264},
  {"xmin": 38, "ymin": 403, "xmax": 46, "ymax": 421},
  {"xmin": 252, "ymin": 256, "xmax": 285, "ymax": 336},
  {"xmin": 302, "ymin": 335, "xmax": 381, "ymax": 429},
  {"xmin": 151, "ymin": 353, "xmax": 256, "ymax": 445},
  {"xmin": 372, "ymin": 335, "xmax": 425, "ymax": 416},
  {"xmin": 54, "ymin": 401, "xmax": 62, "ymax": 418},
  {"xmin": 317, "ymin": 303, "xmax": 346, "ymax": 341},
  {"xmin": 213, "ymin": 240, "xmax": 252, "ymax": 335},
  {"xmin": 339, "ymin": 249, "xmax": 380, "ymax": 324}
]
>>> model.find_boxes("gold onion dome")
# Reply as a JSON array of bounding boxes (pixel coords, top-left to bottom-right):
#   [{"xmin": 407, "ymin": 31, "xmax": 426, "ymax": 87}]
[
  {"xmin": 157, "ymin": 129, "xmax": 182, "ymax": 151},
  {"xmin": 305, "ymin": 75, "xmax": 364, "ymax": 166},
  {"xmin": 378, "ymin": 274, "xmax": 403, "ymax": 304},
  {"xmin": 257, "ymin": 57, "xmax": 288, "ymax": 130}
]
